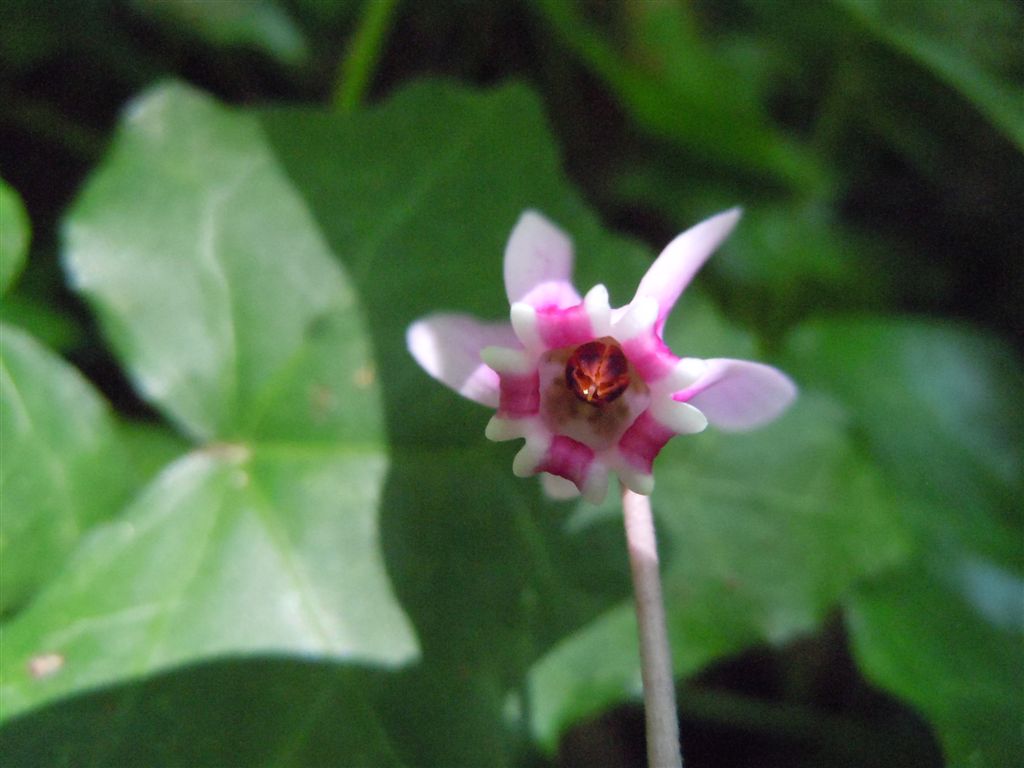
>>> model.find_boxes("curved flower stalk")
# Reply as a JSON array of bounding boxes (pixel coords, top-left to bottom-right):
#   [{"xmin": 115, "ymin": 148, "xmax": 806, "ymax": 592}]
[{"xmin": 408, "ymin": 209, "xmax": 796, "ymax": 503}]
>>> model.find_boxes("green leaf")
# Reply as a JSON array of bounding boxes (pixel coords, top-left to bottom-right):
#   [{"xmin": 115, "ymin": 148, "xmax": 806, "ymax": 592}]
[
  {"xmin": 117, "ymin": 418, "xmax": 191, "ymax": 489},
  {"xmin": 64, "ymin": 83, "xmax": 357, "ymax": 443},
  {"xmin": 0, "ymin": 294, "xmax": 83, "ymax": 352},
  {"xmin": 0, "ymin": 178, "xmax": 30, "ymax": 295},
  {"xmin": 835, "ymin": 0, "xmax": 1024, "ymax": 152},
  {"xmin": 783, "ymin": 317, "xmax": 1024, "ymax": 763},
  {"xmin": 527, "ymin": 391, "xmax": 910, "ymax": 750},
  {"xmin": 714, "ymin": 202, "xmax": 888, "ymax": 309},
  {"xmin": 2, "ymin": 82, "xmax": 417, "ymax": 723},
  {"xmin": 0, "ymin": 659, "xmax": 410, "ymax": 767},
  {"xmin": 534, "ymin": 0, "xmax": 826, "ymax": 191},
  {"xmin": 0, "ymin": 324, "xmax": 131, "ymax": 615},
  {"xmin": 0, "ymin": 446, "xmax": 414, "ymax": 722},
  {"xmin": 782, "ymin": 318, "xmax": 1024, "ymax": 566},
  {"xmin": 847, "ymin": 563, "xmax": 1024, "ymax": 766},
  {"xmin": 129, "ymin": 0, "xmax": 310, "ymax": 66}
]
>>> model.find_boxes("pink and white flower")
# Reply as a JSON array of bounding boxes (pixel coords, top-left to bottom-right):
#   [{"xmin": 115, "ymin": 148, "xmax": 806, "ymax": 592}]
[{"xmin": 407, "ymin": 209, "xmax": 796, "ymax": 503}]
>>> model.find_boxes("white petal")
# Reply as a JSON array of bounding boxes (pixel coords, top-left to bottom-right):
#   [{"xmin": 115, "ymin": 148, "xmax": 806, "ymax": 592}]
[
  {"xmin": 504, "ymin": 210, "xmax": 581, "ymax": 309},
  {"xmin": 581, "ymin": 462, "xmax": 610, "ymax": 505},
  {"xmin": 649, "ymin": 398, "xmax": 708, "ymax": 435},
  {"xmin": 633, "ymin": 208, "xmax": 741, "ymax": 330},
  {"xmin": 485, "ymin": 416, "xmax": 523, "ymax": 442},
  {"xmin": 612, "ymin": 296, "xmax": 658, "ymax": 342},
  {"xmin": 678, "ymin": 358, "xmax": 797, "ymax": 431},
  {"xmin": 407, "ymin": 314, "xmax": 518, "ymax": 407},
  {"xmin": 583, "ymin": 284, "xmax": 612, "ymax": 337},
  {"xmin": 513, "ymin": 434, "xmax": 549, "ymax": 477},
  {"xmin": 510, "ymin": 302, "xmax": 542, "ymax": 351},
  {"xmin": 618, "ymin": 467, "xmax": 654, "ymax": 496},
  {"xmin": 480, "ymin": 345, "xmax": 533, "ymax": 375},
  {"xmin": 541, "ymin": 472, "xmax": 581, "ymax": 500}
]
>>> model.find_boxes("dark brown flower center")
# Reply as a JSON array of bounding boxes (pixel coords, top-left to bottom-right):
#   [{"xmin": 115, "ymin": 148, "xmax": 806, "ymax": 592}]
[{"xmin": 565, "ymin": 340, "xmax": 630, "ymax": 406}]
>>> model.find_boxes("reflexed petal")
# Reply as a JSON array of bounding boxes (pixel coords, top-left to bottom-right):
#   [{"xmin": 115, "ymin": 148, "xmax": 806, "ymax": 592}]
[
  {"xmin": 407, "ymin": 313, "xmax": 519, "ymax": 407},
  {"xmin": 632, "ymin": 208, "xmax": 741, "ymax": 330},
  {"xmin": 675, "ymin": 358, "xmax": 796, "ymax": 431},
  {"xmin": 504, "ymin": 210, "xmax": 581, "ymax": 309}
]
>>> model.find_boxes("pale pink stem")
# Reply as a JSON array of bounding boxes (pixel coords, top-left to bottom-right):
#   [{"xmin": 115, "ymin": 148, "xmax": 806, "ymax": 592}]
[{"xmin": 622, "ymin": 486, "xmax": 683, "ymax": 768}]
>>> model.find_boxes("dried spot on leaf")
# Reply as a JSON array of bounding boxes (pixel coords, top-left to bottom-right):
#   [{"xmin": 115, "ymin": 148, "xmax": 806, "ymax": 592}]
[
  {"xmin": 27, "ymin": 652, "xmax": 64, "ymax": 679},
  {"xmin": 352, "ymin": 363, "xmax": 376, "ymax": 389},
  {"xmin": 202, "ymin": 443, "xmax": 250, "ymax": 464},
  {"xmin": 309, "ymin": 383, "xmax": 337, "ymax": 422}
]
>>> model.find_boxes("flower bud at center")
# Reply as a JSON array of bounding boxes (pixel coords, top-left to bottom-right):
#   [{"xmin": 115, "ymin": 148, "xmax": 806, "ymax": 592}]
[{"xmin": 566, "ymin": 340, "xmax": 630, "ymax": 405}]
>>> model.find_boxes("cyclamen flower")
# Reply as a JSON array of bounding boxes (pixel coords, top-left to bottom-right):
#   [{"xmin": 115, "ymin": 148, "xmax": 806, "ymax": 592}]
[{"xmin": 407, "ymin": 209, "xmax": 796, "ymax": 503}]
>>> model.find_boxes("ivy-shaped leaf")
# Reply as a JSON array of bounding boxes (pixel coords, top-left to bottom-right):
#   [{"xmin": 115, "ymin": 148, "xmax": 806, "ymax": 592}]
[
  {"xmin": 783, "ymin": 317, "xmax": 1024, "ymax": 764},
  {"xmin": 783, "ymin": 319, "xmax": 1023, "ymax": 565},
  {"xmin": 1, "ymin": 83, "xmax": 417, "ymax": 723},
  {"xmin": 848, "ymin": 562, "xmax": 1024, "ymax": 766},
  {"xmin": 0, "ymin": 324, "xmax": 132, "ymax": 614}
]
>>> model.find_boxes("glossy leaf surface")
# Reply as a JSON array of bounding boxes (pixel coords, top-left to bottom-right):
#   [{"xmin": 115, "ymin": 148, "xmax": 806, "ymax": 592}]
[
  {"xmin": 0, "ymin": 324, "xmax": 131, "ymax": 614},
  {"xmin": 2, "ymin": 84, "xmax": 417, "ymax": 725}
]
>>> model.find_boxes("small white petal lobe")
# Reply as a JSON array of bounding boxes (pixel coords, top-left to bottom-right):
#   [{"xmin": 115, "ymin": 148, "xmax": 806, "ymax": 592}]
[
  {"xmin": 650, "ymin": 399, "xmax": 708, "ymax": 435},
  {"xmin": 583, "ymin": 284, "xmax": 612, "ymax": 337},
  {"xmin": 541, "ymin": 473, "xmax": 581, "ymax": 500},
  {"xmin": 480, "ymin": 346, "xmax": 533, "ymax": 375},
  {"xmin": 510, "ymin": 302, "xmax": 542, "ymax": 351}
]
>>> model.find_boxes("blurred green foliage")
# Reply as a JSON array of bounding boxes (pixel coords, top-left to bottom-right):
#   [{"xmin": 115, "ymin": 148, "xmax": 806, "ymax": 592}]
[
  {"xmin": 130, "ymin": 0, "xmax": 312, "ymax": 66},
  {"xmin": 0, "ymin": 179, "xmax": 29, "ymax": 295},
  {"xmin": 0, "ymin": 1, "xmax": 1021, "ymax": 767}
]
